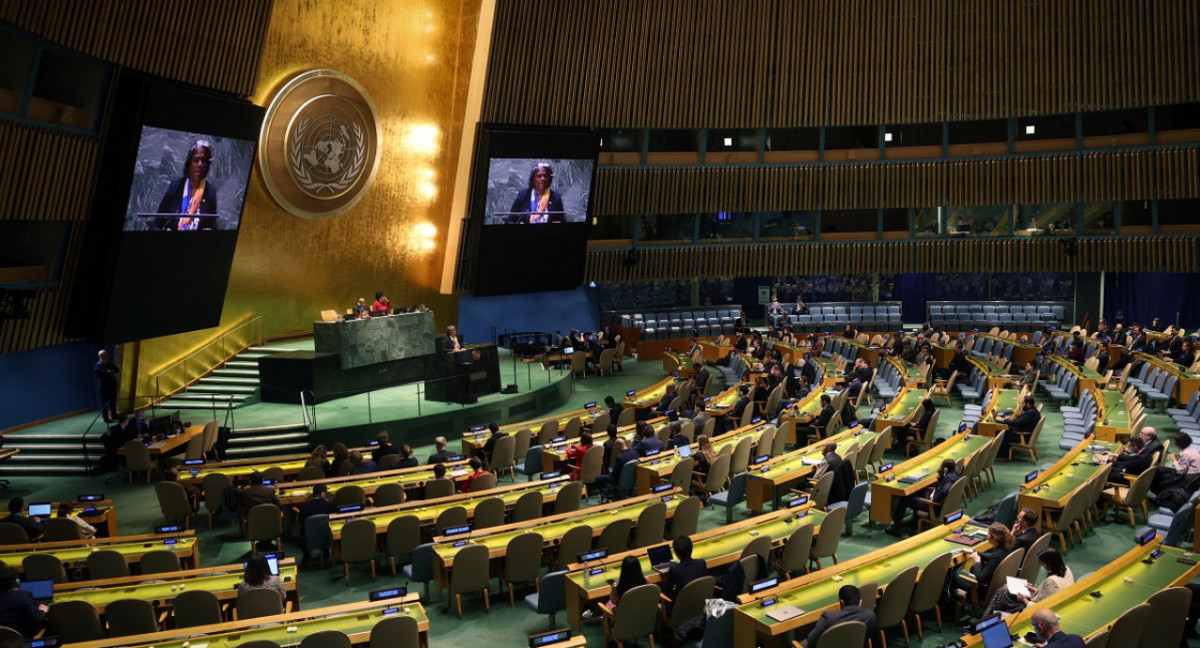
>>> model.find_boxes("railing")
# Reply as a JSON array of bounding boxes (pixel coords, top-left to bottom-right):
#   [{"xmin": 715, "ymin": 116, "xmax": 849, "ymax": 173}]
[
  {"xmin": 149, "ymin": 315, "xmax": 264, "ymax": 407},
  {"xmin": 82, "ymin": 393, "xmax": 237, "ymax": 472}
]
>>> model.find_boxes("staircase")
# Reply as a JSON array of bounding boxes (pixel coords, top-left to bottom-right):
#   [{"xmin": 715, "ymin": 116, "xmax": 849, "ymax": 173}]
[
  {"xmin": 2, "ymin": 432, "xmax": 105, "ymax": 476},
  {"xmin": 156, "ymin": 346, "xmax": 296, "ymax": 412},
  {"xmin": 224, "ymin": 423, "xmax": 311, "ymax": 459}
]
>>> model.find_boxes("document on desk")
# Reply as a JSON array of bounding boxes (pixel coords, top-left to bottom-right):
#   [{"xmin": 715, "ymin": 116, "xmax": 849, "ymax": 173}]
[{"xmin": 1006, "ymin": 576, "xmax": 1029, "ymax": 596}]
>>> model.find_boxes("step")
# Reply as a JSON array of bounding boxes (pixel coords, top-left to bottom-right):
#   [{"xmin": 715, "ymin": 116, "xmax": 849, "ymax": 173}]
[
  {"xmin": 235, "ymin": 424, "xmax": 308, "ymax": 435},
  {"xmin": 157, "ymin": 400, "xmax": 243, "ymax": 411},
  {"xmin": 198, "ymin": 376, "xmax": 260, "ymax": 386},
  {"xmin": 224, "ymin": 442, "xmax": 310, "ymax": 457},
  {"xmin": 168, "ymin": 392, "xmax": 249, "ymax": 402},
  {"xmin": 226, "ymin": 361, "xmax": 262, "ymax": 370},
  {"xmin": 189, "ymin": 384, "xmax": 258, "ymax": 395},
  {"xmin": 228, "ymin": 432, "xmax": 308, "ymax": 446},
  {"xmin": 214, "ymin": 368, "xmax": 259, "ymax": 377},
  {"xmin": 7, "ymin": 434, "xmax": 107, "ymax": 444},
  {"xmin": 2, "ymin": 465, "xmax": 93, "ymax": 475},
  {"xmin": 8, "ymin": 453, "xmax": 91, "ymax": 464},
  {"xmin": 248, "ymin": 346, "xmax": 295, "ymax": 353},
  {"xmin": 6, "ymin": 443, "xmax": 99, "ymax": 452}
]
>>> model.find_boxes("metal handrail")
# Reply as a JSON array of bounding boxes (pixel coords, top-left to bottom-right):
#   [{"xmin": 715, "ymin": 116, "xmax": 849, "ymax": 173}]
[{"xmin": 150, "ymin": 315, "xmax": 264, "ymax": 406}]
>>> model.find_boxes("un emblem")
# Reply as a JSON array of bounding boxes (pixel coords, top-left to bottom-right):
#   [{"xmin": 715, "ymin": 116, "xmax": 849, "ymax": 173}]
[{"xmin": 259, "ymin": 70, "xmax": 381, "ymax": 220}]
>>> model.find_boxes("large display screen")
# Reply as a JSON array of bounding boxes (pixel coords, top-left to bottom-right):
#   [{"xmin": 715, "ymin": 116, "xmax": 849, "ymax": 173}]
[
  {"xmin": 122, "ymin": 127, "xmax": 257, "ymax": 232},
  {"xmin": 68, "ymin": 72, "xmax": 265, "ymax": 345},
  {"xmin": 463, "ymin": 125, "xmax": 598, "ymax": 296},
  {"xmin": 482, "ymin": 157, "xmax": 593, "ymax": 225}
]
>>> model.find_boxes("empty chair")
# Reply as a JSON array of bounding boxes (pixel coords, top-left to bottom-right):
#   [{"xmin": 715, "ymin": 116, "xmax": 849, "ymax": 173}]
[
  {"xmin": 237, "ymin": 587, "xmax": 284, "ymax": 619},
  {"xmin": 385, "ymin": 515, "xmax": 421, "ymax": 575},
  {"xmin": 203, "ymin": 472, "xmax": 233, "ymax": 527},
  {"xmin": 779, "ymin": 522, "xmax": 815, "ymax": 577},
  {"xmin": 47, "ymin": 600, "xmax": 104, "ymax": 643},
  {"xmin": 22, "ymin": 554, "xmax": 67, "ymax": 583},
  {"xmin": 173, "ymin": 589, "xmax": 224, "ymax": 628},
  {"xmin": 633, "ymin": 501, "xmax": 667, "ymax": 548},
  {"xmin": 670, "ymin": 496, "xmax": 701, "ymax": 539},
  {"xmin": 86, "ymin": 549, "xmax": 130, "ymax": 579},
  {"xmin": 472, "ymin": 497, "xmax": 506, "ymax": 529},
  {"xmin": 809, "ymin": 506, "xmax": 846, "ymax": 569},
  {"xmin": 555, "ymin": 524, "xmax": 593, "ymax": 570},
  {"xmin": 709, "ymin": 468, "xmax": 745, "ymax": 524},
  {"xmin": 1137, "ymin": 586, "xmax": 1192, "ymax": 648},
  {"xmin": 333, "ymin": 484, "xmax": 366, "ymax": 508},
  {"xmin": 402, "ymin": 543, "xmax": 435, "ymax": 602},
  {"xmin": 41, "ymin": 518, "xmax": 84, "ymax": 542},
  {"xmin": 501, "ymin": 532, "xmax": 544, "ymax": 605},
  {"xmin": 1105, "ymin": 603, "xmax": 1151, "ymax": 648},
  {"xmin": 873, "ymin": 565, "xmax": 919, "ymax": 646},
  {"xmin": 553, "ymin": 481, "xmax": 585, "ymax": 514},
  {"xmin": 341, "ymin": 518, "xmax": 379, "ymax": 584},
  {"xmin": 300, "ymin": 631, "xmax": 351, "ymax": 648},
  {"xmin": 596, "ymin": 518, "xmax": 633, "ymax": 555},
  {"xmin": 140, "ymin": 549, "xmax": 183, "ymax": 574},
  {"xmin": 105, "ymin": 598, "xmax": 158, "ymax": 637},
  {"xmin": 369, "ymin": 615, "xmax": 420, "ymax": 648},
  {"xmin": 372, "ymin": 483, "xmax": 405, "ymax": 507},
  {"xmin": 448, "ymin": 543, "xmax": 491, "ymax": 617},
  {"xmin": 247, "ymin": 503, "xmax": 283, "ymax": 553},
  {"xmin": 435, "ymin": 506, "xmax": 469, "ymax": 534},
  {"xmin": 424, "ymin": 477, "xmax": 456, "ymax": 499},
  {"xmin": 490, "ymin": 434, "xmax": 517, "ymax": 481},
  {"xmin": 123, "ymin": 439, "xmax": 153, "ymax": 483},
  {"xmin": 304, "ymin": 513, "xmax": 333, "ymax": 567},
  {"xmin": 908, "ymin": 551, "xmax": 953, "ymax": 638},
  {"xmin": 515, "ymin": 445, "xmax": 544, "ymax": 481},
  {"xmin": 663, "ymin": 575, "xmax": 715, "ymax": 631},
  {"xmin": 525, "ymin": 570, "xmax": 568, "ymax": 630},
  {"xmin": 512, "ymin": 490, "xmax": 544, "ymax": 523},
  {"xmin": 155, "ymin": 481, "xmax": 195, "ymax": 529}
]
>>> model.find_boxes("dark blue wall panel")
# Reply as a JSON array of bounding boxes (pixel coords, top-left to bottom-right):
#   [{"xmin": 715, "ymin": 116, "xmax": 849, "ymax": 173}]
[
  {"xmin": 0, "ymin": 341, "xmax": 105, "ymax": 430},
  {"xmin": 457, "ymin": 287, "xmax": 602, "ymax": 345}
]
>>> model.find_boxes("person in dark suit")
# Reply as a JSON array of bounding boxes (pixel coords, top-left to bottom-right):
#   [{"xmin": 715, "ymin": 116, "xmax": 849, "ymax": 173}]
[
  {"xmin": 798, "ymin": 585, "xmax": 876, "ymax": 648},
  {"xmin": 654, "ymin": 383, "xmax": 679, "ymax": 417},
  {"xmin": 951, "ymin": 523, "xmax": 1017, "ymax": 621},
  {"xmin": 348, "ymin": 450, "xmax": 378, "ymax": 475},
  {"xmin": 605, "ymin": 396, "xmax": 624, "ymax": 426},
  {"xmin": 632, "ymin": 422, "xmax": 664, "ymax": 457},
  {"xmin": 727, "ymin": 385, "xmax": 753, "ymax": 431},
  {"xmin": 396, "ymin": 444, "xmax": 418, "ymax": 468},
  {"xmin": 796, "ymin": 394, "xmax": 835, "ymax": 447},
  {"xmin": 0, "ymin": 565, "xmax": 47, "ymax": 638},
  {"xmin": 507, "ymin": 163, "xmax": 565, "ymax": 224},
  {"xmin": 1102, "ymin": 436, "xmax": 1152, "ymax": 482},
  {"xmin": 94, "ymin": 349, "xmax": 120, "ymax": 423},
  {"xmin": 886, "ymin": 459, "xmax": 960, "ymax": 536},
  {"xmin": 427, "ymin": 436, "xmax": 454, "ymax": 464},
  {"xmin": 1012, "ymin": 507, "xmax": 1040, "ymax": 554},
  {"xmin": 893, "ymin": 398, "xmax": 936, "ymax": 449},
  {"xmin": 1030, "ymin": 608, "xmax": 1087, "ymax": 647},
  {"xmin": 662, "ymin": 535, "xmax": 707, "ymax": 602},
  {"xmin": 296, "ymin": 484, "xmax": 335, "ymax": 528},
  {"xmin": 371, "ymin": 430, "xmax": 399, "ymax": 464},
  {"xmin": 0, "ymin": 499, "xmax": 42, "ymax": 542},
  {"xmin": 997, "ymin": 395, "xmax": 1041, "ymax": 457},
  {"xmin": 351, "ymin": 298, "xmax": 371, "ymax": 319},
  {"xmin": 482, "ymin": 422, "xmax": 509, "ymax": 466},
  {"xmin": 688, "ymin": 402, "xmax": 712, "ymax": 434},
  {"xmin": 154, "ymin": 139, "xmax": 218, "ymax": 231},
  {"xmin": 442, "ymin": 326, "xmax": 464, "ymax": 353},
  {"xmin": 237, "ymin": 472, "xmax": 279, "ymax": 518}
]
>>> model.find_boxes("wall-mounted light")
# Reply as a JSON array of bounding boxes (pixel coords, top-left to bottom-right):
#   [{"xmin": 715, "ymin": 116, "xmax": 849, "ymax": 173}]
[
  {"xmin": 723, "ymin": 137, "xmax": 733, "ymax": 147},
  {"xmin": 414, "ymin": 222, "xmax": 437, "ymax": 253},
  {"xmin": 884, "ymin": 132, "xmax": 893, "ymax": 142},
  {"xmin": 1024, "ymin": 125, "xmax": 1036, "ymax": 135}
]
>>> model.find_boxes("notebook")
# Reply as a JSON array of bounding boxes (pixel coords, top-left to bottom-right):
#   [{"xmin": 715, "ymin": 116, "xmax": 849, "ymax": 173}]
[{"xmin": 765, "ymin": 604, "xmax": 804, "ymax": 622}]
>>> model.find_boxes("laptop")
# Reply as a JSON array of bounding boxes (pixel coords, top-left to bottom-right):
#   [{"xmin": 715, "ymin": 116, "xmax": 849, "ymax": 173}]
[
  {"xmin": 562, "ymin": 346, "xmax": 575, "ymax": 355},
  {"xmin": 647, "ymin": 544, "xmax": 675, "ymax": 574},
  {"xmin": 19, "ymin": 579, "xmax": 53, "ymax": 604},
  {"xmin": 975, "ymin": 615, "xmax": 1014, "ymax": 648},
  {"xmin": 677, "ymin": 444, "xmax": 692, "ymax": 458},
  {"xmin": 27, "ymin": 502, "xmax": 51, "ymax": 518}
]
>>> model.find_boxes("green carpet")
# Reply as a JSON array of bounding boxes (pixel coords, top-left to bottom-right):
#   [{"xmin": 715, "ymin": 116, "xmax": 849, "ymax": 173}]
[{"xmin": 6, "ymin": 356, "xmax": 1199, "ymax": 648}]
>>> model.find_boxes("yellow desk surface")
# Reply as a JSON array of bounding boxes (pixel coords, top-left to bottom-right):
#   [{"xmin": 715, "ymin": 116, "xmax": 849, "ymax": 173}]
[
  {"xmin": 872, "ymin": 386, "xmax": 927, "ymax": 437},
  {"xmin": 745, "ymin": 427, "xmax": 881, "ymax": 512},
  {"xmin": 564, "ymin": 504, "xmax": 830, "ymax": 630},
  {"xmin": 1093, "ymin": 388, "xmax": 1133, "ymax": 442},
  {"xmin": 960, "ymin": 538, "xmax": 1200, "ymax": 645},
  {"xmin": 886, "ymin": 356, "xmax": 927, "ymax": 388},
  {"xmin": 459, "ymin": 404, "xmax": 605, "ymax": 455},
  {"xmin": 180, "ymin": 446, "xmax": 375, "ymax": 489},
  {"xmin": 634, "ymin": 423, "xmax": 772, "ymax": 494},
  {"xmin": 1, "ymin": 532, "xmax": 199, "ymax": 570},
  {"xmin": 699, "ymin": 341, "xmax": 734, "ymax": 364},
  {"xmin": 868, "ymin": 431, "xmax": 991, "ymax": 524},
  {"xmin": 624, "ymin": 376, "xmax": 680, "ymax": 408},
  {"xmin": 118, "ymin": 424, "xmax": 204, "ymax": 457},
  {"xmin": 733, "ymin": 520, "xmax": 981, "ymax": 648},
  {"xmin": 276, "ymin": 459, "xmax": 473, "ymax": 505},
  {"xmin": 1136, "ymin": 351, "xmax": 1200, "ymax": 404},
  {"xmin": 1047, "ymin": 355, "xmax": 1102, "ymax": 398},
  {"xmin": 540, "ymin": 418, "xmax": 665, "ymax": 472},
  {"xmin": 430, "ymin": 490, "xmax": 687, "ymax": 593},
  {"xmin": 1018, "ymin": 437, "xmax": 1118, "ymax": 532},
  {"xmin": 975, "ymin": 389, "xmax": 1022, "ymax": 438},
  {"xmin": 968, "ymin": 356, "xmax": 1017, "ymax": 391},
  {"xmin": 54, "ymin": 560, "xmax": 299, "ymax": 613},
  {"xmin": 325, "ymin": 475, "xmax": 569, "ymax": 540},
  {"xmin": 779, "ymin": 389, "xmax": 839, "ymax": 431},
  {"xmin": 705, "ymin": 384, "xmax": 745, "ymax": 415},
  {"xmin": 68, "ymin": 596, "xmax": 429, "ymax": 648}
]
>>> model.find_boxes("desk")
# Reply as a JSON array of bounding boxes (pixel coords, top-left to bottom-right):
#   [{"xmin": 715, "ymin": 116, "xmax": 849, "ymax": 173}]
[
  {"xmin": 975, "ymin": 332, "xmax": 1040, "ymax": 367},
  {"xmin": 1018, "ymin": 437, "xmax": 1118, "ymax": 533},
  {"xmin": 886, "ymin": 356, "xmax": 927, "ymax": 388},
  {"xmin": 45, "ymin": 500, "xmax": 118, "ymax": 537},
  {"xmin": 69, "ymin": 596, "xmax": 430, "ymax": 648},
  {"xmin": 540, "ymin": 418, "xmax": 664, "ymax": 473},
  {"xmin": 1094, "ymin": 388, "xmax": 1133, "ymax": 442},
  {"xmin": 704, "ymin": 384, "xmax": 745, "ymax": 415},
  {"xmin": 840, "ymin": 338, "xmax": 884, "ymax": 366},
  {"xmin": 869, "ymin": 431, "xmax": 991, "ymax": 524},
  {"xmin": 459, "ymin": 404, "xmax": 605, "ymax": 456},
  {"xmin": 54, "ymin": 559, "xmax": 300, "ymax": 614},
  {"xmin": 564, "ymin": 504, "xmax": 830, "ymax": 631},
  {"xmin": 959, "ymin": 539, "xmax": 1200, "ymax": 645},
  {"xmin": 663, "ymin": 349, "xmax": 699, "ymax": 376},
  {"xmin": 118, "ymin": 424, "xmax": 204, "ymax": 458},
  {"xmin": 699, "ymin": 341, "xmax": 733, "ymax": 364},
  {"xmin": 872, "ymin": 387, "xmax": 928, "ymax": 439},
  {"xmin": 968, "ymin": 356, "xmax": 1017, "ymax": 392},
  {"xmin": 313, "ymin": 310, "xmax": 435, "ymax": 369},
  {"xmin": 975, "ymin": 389, "xmax": 1022, "ymax": 438},
  {"xmin": 325, "ymin": 475, "xmax": 570, "ymax": 542},
  {"xmin": 277, "ymin": 459, "xmax": 475, "ymax": 506},
  {"xmin": 1047, "ymin": 355, "xmax": 1101, "ymax": 398},
  {"xmin": 779, "ymin": 389, "xmax": 839, "ymax": 434},
  {"xmin": 771, "ymin": 341, "xmax": 809, "ymax": 365},
  {"xmin": 745, "ymin": 427, "xmax": 881, "ymax": 512},
  {"xmin": 733, "ymin": 520, "xmax": 980, "ymax": 648},
  {"xmin": 1136, "ymin": 352, "xmax": 1200, "ymax": 404},
  {"xmin": 430, "ymin": 490, "xmax": 687, "ymax": 595},
  {"xmin": 0, "ymin": 531, "xmax": 199, "ymax": 571},
  {"xmin": 179, "ymin": 446, "xmax": 375, "ymax": 491},
  {"xmin": 624, "ymin": 377, "xmax": 679, "ymax": 409},
  {"xmin": 633, "ymin": 423, "xmax": 771, "ymax": 494}
]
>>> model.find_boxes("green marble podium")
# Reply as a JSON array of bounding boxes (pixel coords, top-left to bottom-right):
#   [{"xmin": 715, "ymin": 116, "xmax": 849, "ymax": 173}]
[{"xmin": 312, "ymin": 311, "xmax": 435, "ymax": 369}]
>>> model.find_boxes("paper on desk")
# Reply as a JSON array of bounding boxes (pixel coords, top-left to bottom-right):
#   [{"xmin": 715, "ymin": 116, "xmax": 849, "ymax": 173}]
[{"xmin": 1006, "ymin": 576, "xmax": 1029, "ymax": 596}]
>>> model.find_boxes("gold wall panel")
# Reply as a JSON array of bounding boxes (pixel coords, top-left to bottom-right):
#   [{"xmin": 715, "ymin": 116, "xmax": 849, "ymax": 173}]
[
  {"xmin": 484, "ymin": 0, "xmax": 1200, "ymax": 127},
  {"xmin": 129, "ymin": 0, "xmax": 484, "ymax": 399},
  {"xmin": 591, "ymin": 147, "xmax": 1200, "ymax": 216},
  {"xmin": 586, "ymin": 236, "xmax": 1200, "ymax": 283}
]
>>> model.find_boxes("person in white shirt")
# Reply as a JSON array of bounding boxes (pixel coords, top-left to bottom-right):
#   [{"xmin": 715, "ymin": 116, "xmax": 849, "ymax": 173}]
[
  {"xmin": 56, "ymin": 501, "xmax": 96, "ymax": 539},
  {"xmin": 982, "ymin": 547, "xmax": 1073, "ymax": 618}
]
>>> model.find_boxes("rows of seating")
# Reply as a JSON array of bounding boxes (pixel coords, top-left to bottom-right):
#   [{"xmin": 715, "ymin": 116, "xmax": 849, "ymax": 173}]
[
  {"xmin": 966, "ymin": 334, "xmax": 1017, "ymax": 363},
  {"xmin": 779, "ymin": 302, "xmax": 902, "ymax": 332},
  {"xmin": 928, "ymin": 302, "xmax": 1065, "ymax": 330},
  {"xmin": 621, "ymin": 307, "xmax": 744, "ymax": 339},
  {"xmin": 1127, "ymin": 362, "xmax": 1180, "ymax": 410}
]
